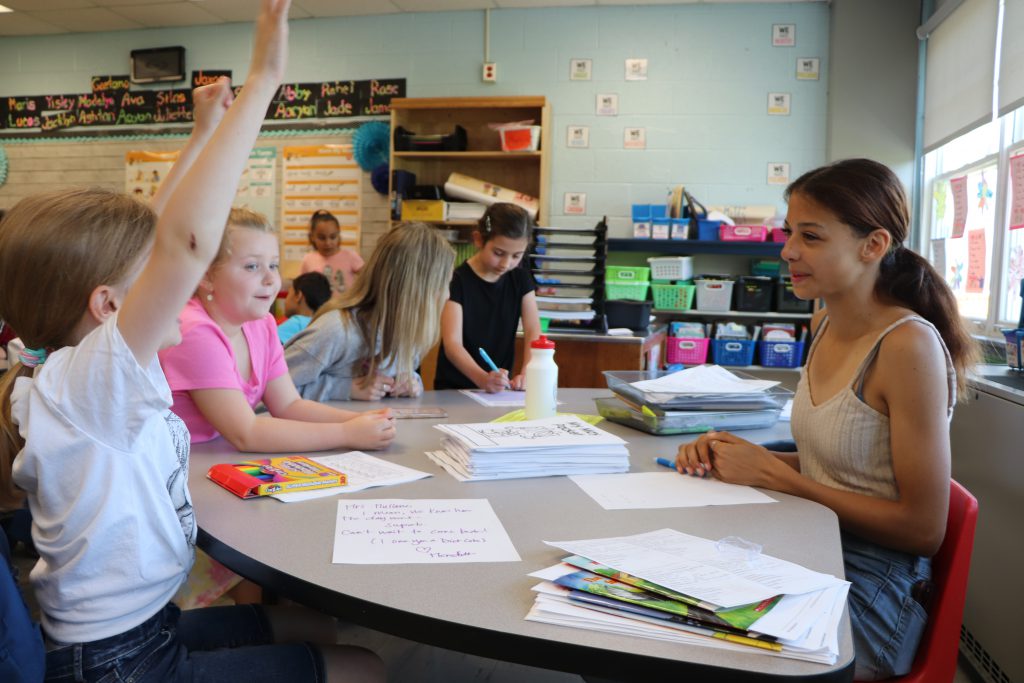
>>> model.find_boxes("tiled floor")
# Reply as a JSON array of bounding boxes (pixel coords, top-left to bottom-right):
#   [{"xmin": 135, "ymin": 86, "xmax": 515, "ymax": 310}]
[{"xmin": 10, "ymin": 541, "xmax": 986, "ymax": 683}]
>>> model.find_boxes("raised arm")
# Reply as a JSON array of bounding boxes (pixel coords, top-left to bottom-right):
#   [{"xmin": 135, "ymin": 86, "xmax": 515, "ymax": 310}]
[
  {"xmin": 119, "ymin": 0, "xmax": 289, "ymax": 364},
  {"xmin": 148, "ymin": 78, "xmax": 234, "ymax": 217}
]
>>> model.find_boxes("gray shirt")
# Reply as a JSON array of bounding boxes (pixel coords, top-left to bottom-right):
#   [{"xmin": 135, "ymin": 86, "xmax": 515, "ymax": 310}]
[{"xmin": 284, "ymin": 308, "xmax": 417, "ymax": 401}]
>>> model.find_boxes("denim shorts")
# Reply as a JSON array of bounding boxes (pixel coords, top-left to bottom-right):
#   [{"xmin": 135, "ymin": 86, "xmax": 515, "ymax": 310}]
[
  {"xmin": 842, "ymin": 532, "xmax": 931, "ymax": 681},
  {"xmin": 44, "ymin": 603, "xmax": 325, "ymax": 683}
]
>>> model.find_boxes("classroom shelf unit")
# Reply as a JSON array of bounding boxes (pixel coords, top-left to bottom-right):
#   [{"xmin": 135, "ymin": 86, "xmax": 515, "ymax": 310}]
[
  {"xmin": 388, "ymin": 96, "xmax": 551, "ymax": 231},
  {"xmin": 608, "ymin": 238, "xmax": 784, "ymax": 257}
]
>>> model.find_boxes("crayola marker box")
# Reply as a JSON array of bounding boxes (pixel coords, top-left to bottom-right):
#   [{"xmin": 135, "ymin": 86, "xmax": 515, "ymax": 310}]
[{"xmin": 207, "ymin": 455, "xmax": 346, "ymax": 499}]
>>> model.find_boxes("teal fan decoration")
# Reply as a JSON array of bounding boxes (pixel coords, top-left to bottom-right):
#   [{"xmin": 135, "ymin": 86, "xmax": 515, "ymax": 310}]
[{"xmin": 353, "ymin": 121, "xmax": 390, "ymax": 172}]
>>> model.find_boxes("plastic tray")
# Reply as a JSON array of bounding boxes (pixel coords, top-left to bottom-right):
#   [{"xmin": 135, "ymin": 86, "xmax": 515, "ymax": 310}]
[
  {"xmin": 603, "ymin": 369, "xmax": 793, "ymax": 411},
  {"xmin": 594, "ymin": 397, "xmax": 781, "ymax": 435},
  {"xmin": 651, "ymin": 283, "xmax": 695, "ymax": 311}
]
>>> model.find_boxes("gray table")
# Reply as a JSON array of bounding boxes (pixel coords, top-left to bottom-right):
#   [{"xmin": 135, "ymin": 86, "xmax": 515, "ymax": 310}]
[{"xmin": 188, "ymin": 389, "xmax": 854, "ymax": 682}]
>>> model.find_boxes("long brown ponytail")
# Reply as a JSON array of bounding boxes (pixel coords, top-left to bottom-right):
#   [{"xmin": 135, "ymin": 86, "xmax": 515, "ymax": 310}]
[{"xmin": 786, "ymin": 159, "xmax": 978, "ymax": 399}]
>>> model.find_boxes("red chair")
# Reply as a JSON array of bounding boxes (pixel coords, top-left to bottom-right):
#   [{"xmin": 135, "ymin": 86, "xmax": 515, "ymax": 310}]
[{"xmin": 873, "ymin": 479, "xmax": 978, "ymax": 683}]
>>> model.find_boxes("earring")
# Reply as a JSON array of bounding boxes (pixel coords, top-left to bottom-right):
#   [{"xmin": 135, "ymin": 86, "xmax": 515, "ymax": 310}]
[{"xmin": 206, "ymin": 293, "xmax": 213, "ymax": 301}]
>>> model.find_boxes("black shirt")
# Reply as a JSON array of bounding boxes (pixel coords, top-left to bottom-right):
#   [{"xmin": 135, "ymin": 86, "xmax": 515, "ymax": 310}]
[{"xmin": 434, "ymin": 262, "xmax": 535, "ymax": 390}]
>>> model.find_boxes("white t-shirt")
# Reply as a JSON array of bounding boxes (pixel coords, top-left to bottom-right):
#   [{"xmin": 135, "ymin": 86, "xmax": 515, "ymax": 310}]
[{"xmin": 10, "ymin": 315, "xmax": 195, "ymax": 643}]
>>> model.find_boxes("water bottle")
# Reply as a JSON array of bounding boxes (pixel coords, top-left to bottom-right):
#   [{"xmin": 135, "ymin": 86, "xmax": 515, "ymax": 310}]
[{"xmin": 525, "ymin": 335, "xmax": 558, "ymax": 420}]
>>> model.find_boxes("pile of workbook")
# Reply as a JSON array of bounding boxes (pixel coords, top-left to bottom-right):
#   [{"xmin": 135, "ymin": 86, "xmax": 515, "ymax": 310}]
[
  {"xmin": 595, "ymin": 365, "xmax": 792, "ymax": 436},
  {"xmin": 426, "ymin": 415, "xmax": 629, "ymax": 481},
  {"xmin": 527, "ymin": 529, "xmax": 849, "ymax": 665}
]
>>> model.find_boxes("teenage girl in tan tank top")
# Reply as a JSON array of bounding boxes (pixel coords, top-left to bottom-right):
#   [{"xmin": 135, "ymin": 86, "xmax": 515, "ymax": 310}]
[{"xmin": 674, "ymin": 159, "xmax": 977, "ymax": 679}]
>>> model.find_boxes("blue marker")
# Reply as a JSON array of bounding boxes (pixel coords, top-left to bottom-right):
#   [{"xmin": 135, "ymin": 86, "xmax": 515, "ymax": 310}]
[
  {"xmin": 654, "ymin": 457, "xmax": 676, "ymax": 470},
  {"xmin": 478, "ymin": 347, "xmax": 500, "ymax": 373}
]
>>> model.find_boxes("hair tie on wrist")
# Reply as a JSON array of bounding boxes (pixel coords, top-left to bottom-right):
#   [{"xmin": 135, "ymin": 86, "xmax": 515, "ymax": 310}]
[{"xmin": 19, "ymin": 347, "xmax": 48, "ymax": 368}]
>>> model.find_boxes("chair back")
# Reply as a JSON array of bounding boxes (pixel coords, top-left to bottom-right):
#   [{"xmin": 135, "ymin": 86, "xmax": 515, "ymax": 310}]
[
  {"xmin": 0, "ymin": 524, "xmax": 45, "ymax": 683},
  {"xmin": 886, "ymin": 479, "xmax": 978, "ymax": 683}
]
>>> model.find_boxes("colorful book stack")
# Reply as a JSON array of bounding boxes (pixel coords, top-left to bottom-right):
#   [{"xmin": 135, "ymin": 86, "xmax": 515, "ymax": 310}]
[
  {"xmin": 527, "ymin": 529, "xmax": 850, "ymax": 665},
  {"xmin": 595, "ymin": 365, "xmax": 792, "ymax": 436}
]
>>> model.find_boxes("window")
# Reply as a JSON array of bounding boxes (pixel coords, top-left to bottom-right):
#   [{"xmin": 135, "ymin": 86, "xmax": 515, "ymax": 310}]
[{"xmin": 923, "ymin": 107, "xmax": 1024, "ymax": 336}]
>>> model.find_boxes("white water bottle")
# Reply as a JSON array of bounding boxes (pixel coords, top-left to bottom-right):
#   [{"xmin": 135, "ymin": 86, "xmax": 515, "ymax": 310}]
[{"xmin": 525, "ymin": 335, "xmax": 558, "ymax": 420}]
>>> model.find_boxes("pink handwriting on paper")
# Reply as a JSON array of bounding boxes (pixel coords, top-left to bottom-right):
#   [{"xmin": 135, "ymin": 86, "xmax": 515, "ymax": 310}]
[
  {"xmin": 966, "ymin": 229, "xmax": 986, "ymax": 293},
  {"xmin": 950, "ymin": 175, "xmax": 968, "ymax": 238},
  {"xmin": 1010, "ymin": 154, "xmax": 1024, "ymax": 230}
]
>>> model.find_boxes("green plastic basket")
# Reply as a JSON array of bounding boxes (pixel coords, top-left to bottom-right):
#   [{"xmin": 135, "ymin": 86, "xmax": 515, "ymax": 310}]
[
  {"xmin": 605, "ymin": 281, "xmax": 650, "ymax": 301},
  {"xmin": 605, "ymin": 266, "xmax": 651, "ymax": 282},
  {"xmin": 651, "ymin": 283, "xmax": 695, "ymax": 310}
]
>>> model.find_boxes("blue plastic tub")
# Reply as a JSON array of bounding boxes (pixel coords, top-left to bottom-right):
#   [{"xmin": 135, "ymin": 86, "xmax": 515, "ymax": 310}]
[
  {"xmin": 759, "ymin": 340, "xmax": 806, "ymax": 368},
  {"xmin": 711, "ymin": 338, "xmax": 757, "ymax": 366},
  {"xmin": 697, "ymin": 219, "xmax": 724, "ymax": 241}
]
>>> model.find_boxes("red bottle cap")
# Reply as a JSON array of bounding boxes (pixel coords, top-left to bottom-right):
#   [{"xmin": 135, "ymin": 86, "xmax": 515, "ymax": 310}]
[{"xmin": 531, "ymin": 335, "xmax": 556, "ymax": 349}]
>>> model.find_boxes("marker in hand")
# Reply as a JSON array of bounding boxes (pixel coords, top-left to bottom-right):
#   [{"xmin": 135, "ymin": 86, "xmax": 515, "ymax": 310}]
[{"xmin": 478, "ymin": 347, "xmax": 511, "ymax": 389}]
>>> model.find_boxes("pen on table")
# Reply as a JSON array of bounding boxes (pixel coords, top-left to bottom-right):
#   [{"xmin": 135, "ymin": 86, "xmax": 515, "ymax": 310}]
[
  {"xmin": 654, "ymin": 457, "xmax": 677, "ymax": 471},
  {"xmin": 477, "ymin": 347, "xmax": 511, "ymax": 388}
]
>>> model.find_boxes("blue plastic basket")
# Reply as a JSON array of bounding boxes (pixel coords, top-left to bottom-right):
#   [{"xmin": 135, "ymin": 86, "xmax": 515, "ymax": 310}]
[
  {"xmin": 711, "ymin": 338, "xmax": 757, "ymax": 366},
  {"xmin": 1004, "ymin": 329, "xmax": 1024, "ymax": 370},
  {"xmin": 759, "ymin": 340, "xmax": 806, "ymax": 368},
  {"xmin": 697, "ymin": 219, "xmax": 723, "ymax": 241}
]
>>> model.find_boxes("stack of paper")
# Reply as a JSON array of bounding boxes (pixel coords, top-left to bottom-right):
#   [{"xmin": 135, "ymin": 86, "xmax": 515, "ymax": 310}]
[
  {"xmin": 598, "ymin": 366, "xmax": 792, "ymax": 436},
  {"xmin": 526, "ymin": 529, "xmax": 849, "ymax": 665},
  {"xmin": 426, "ymin": 415, "xmax": 629, "ymax": 481},
  {"xmin": 446, "ymin": 201, "xmax": 487, "ymax": 221}
]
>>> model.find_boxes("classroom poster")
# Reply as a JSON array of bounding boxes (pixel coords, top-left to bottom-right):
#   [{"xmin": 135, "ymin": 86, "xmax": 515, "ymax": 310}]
[
  {"xmin": 126, "ymin": 147, "xmax": 276, "ymax": 219},
  {"xmin": 125, "ymin": 150, "xmax": 179, "ymax": 200},
  {"xmin": 966, "ymin": 229, "xmax": 986, "ymax": 293},
  {"xmin": 596, "ymin": 94, "xmax": 619, "ymax": 116},
  {"xmin": 625, "ymin": 58, "xmax": 648, "ymax": 81},
  {"xmin": 1010, "ymin": 152, "xmax": 1024, "ymax": 230},
  {"xmin": 566, "ymin": 125, "xmax": 590, "ymax": 148},
  {"xmin": 281, "ymin": 144, "xmax": 361, "ymax": 279},
  {"xmin": 570, "ymin": 58, "xmax": 592, "ymax": 81},
  {"xmin": 767, "ymin": 162, "xmax": 791, "ymax": 185},
  {"xmin": 236, "ymin": 147, "xmax": 277, "ymax": 220},
  {"xmin": 564, "ymin": 192, "xmax": 587, "ymax": 215},
  {"xmin": 931, "ymin": 238, "xmax": 947, "ymax": 279},
  {"xmin": 950, "ymin": 175, "xmax": 968, "ymax": 238},
  {"xmin": 767, "ymin": 92, "xmax": 791, "ymax": 115},
  {"xmin": 623, "ymin": 127, "xmax": 646, "ymax": 149},
  {"xmin": 772, "ymin": 24, "xmax": 796, "ymax": 47},
  {"xmin": 796, "ymin": 58, "xmax": 820, "ymax": 80}
]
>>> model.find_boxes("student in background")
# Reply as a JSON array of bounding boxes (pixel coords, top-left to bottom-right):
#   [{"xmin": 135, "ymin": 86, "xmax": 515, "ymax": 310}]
[
  {"xmin": 676, "ymin": 158, "xmax": 977, "ymax": 681},
  {"xmin": 300, "ymin": 209, "xmax": 364, "ymax": 294},
  {"xmin": 0, "ymin": 2, "xmax": 384, "ymax": 680},
  {"xmin": 278, "ymin": 271, "xmax": 331, "ymax": 344},
  {"xmin": 435, "ymin": 202, "xmax": 542, "ymax": 392},
  {"xmin": 286, "ymin": 222, "xmax": 453, "ymax": 401}
]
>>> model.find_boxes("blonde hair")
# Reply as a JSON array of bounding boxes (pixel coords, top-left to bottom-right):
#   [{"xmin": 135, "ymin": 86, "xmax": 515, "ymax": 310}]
[
  {"xmin": 210, "ymin": 206, "xmax": 277, "ymax": 270},
  {"xmin": 0, "ymin": 188, "xmax": 156, "ymax": 509},
  {"xmin": 314, "ymin": 222, "xmax": 455, "ymax": 383}
]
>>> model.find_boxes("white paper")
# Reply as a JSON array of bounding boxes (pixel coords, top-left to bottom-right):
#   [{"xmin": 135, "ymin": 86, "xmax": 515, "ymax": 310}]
[
  {"xmin": 274, "ymin": 451, "xmax": 431, "ymax": 502},
  {"xmin": 630, "ymin": 365, "xmax": 779, "ymax": 394},
  {"xmin": 332, "ymin": 498, "xmax": 520, "ymax": 564},
  {"xmin": 566, "ymin": 125, "xmax": 590, "ymax": 148},
  {"xmin": 767, "ymin": 92, "xmax": 791, "ymax": 116},
  {"xmin": 570, "ymin": 472, "xmax": 777, "ymax": 510},
  {"xmin": 779, "ymin": 399, "xmax": 793, "ymax": 421},
  {"xmin": 459, "ymin": 389, "xmax": 527, "ymax": 407},
  {"xmin": 545, "ymin": 529, "xmax": 842, "ymax": 608},
  {"xmin": 436, "ymin": 415, "xmax": 626, "ymax": 451}
]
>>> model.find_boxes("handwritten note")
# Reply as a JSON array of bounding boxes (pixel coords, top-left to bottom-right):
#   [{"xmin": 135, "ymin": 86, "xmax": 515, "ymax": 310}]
[
  {"xmin": 332, "ymin": 499, "xmax": 521, "ymax": 564},
  {"xmin": 460, "ymin": 388, "xmax": 527, "ymax": 407},
  {"xmin": 1010, "ymin": 153, "xmax": 1024, "ymax": 230}
]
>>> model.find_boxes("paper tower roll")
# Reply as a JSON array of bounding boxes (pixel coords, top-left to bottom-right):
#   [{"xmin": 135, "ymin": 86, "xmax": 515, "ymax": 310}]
[{"xmin": 444, "ymin": 172, "xmax": 539, "ymax": 219}]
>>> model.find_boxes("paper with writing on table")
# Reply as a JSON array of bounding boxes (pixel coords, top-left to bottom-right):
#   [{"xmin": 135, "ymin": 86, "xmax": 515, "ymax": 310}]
[
  {"xmin": 332, "ymin": 499, "xmax": 520, "ymax": 564},
  {"xmin": 569, "ymin": 472, "xmax": 776, "ymax": 510},
  {"xmin": 460, "ymin": 389, "xmax": 527, "ymax": 407},
  {"xmin": 545, "ymin": 529, "xmax": 842, "ymax": 609},
  {"xmin": 630, "ymin": 365, "xmax": 778, "ymax": 394},
  {"xmin": 436, "ymin": 415, "xmax": 626, "ymax": 451},
  {"xmin": 274, "ymin": 452, "xmax": 430, "ymax": 503}
]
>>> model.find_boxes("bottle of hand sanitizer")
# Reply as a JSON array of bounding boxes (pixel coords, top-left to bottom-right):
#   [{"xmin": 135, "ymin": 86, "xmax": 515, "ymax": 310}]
[{"xmin": 525, "ymin": 335, "xmax": 558, "ymax": 420}]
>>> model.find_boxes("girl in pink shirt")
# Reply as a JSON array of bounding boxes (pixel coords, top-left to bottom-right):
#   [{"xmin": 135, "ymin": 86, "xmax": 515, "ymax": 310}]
[
  {"xmin": 300, "ymin": 209, "xmax": 364, "ymax": 294},
  {"xmin": 159, "ymin": 207, "xmax": 393, "ymax": 452}
]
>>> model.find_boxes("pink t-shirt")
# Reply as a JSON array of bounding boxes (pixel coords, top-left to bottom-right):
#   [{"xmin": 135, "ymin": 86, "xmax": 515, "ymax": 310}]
[
  {"xmin": 300, "ymin": 249, "xmax": 364, "ymax": 293},
  {"xmin": 158, "ymin": 298, "xmax": 288, "ymax": 443}
]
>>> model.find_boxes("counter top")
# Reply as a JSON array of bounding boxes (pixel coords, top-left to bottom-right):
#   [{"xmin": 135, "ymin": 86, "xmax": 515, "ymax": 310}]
[
  {"xmin": 970, "ymin": 364, "xmax": 1024, "ymax": 406},
  {"xmin": 517, "ymin": 325, "xmax": 666, "ymax": 345}
]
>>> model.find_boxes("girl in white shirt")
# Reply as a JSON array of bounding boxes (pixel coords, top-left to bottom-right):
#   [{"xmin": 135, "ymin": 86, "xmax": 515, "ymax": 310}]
[{"xmin": 0, "ymin": 3, "xmax": 382, "ymax": 681}]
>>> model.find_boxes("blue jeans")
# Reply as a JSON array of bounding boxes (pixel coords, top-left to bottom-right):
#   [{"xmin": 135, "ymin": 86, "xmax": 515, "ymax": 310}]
[
  {"xmin": 45, "ymin": 603, "xmax": 325, "ymax": 683},
  {"xmin": 843, "ymin": 532, "xmax": 930, "ymax": 681}
]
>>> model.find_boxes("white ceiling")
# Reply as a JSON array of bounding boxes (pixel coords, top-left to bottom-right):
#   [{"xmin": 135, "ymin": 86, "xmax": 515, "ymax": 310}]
[{"xmin": 0, "ymin": 0, "xmax": 822, "ymax": 36}]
